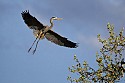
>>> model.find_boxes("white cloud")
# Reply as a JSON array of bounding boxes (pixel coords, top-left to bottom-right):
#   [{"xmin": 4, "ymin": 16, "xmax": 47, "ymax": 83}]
[
  {"xmin": 109, "ymin": 0, "xmax": 123, "ymax": 6},
  {"xmin": 77, "ymin": 34, "xmax": 102, "ymax": 49}
]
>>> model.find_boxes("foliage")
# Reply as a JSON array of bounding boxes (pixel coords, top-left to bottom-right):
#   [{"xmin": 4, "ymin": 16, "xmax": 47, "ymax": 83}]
[{"xmin": 67, "ymin": 23, "xmax": 125, "ymax": 83}]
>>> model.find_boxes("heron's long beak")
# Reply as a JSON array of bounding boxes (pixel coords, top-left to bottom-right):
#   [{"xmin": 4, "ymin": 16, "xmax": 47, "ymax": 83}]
[{"xmin": 57, "ymin": 18, "xmax": 63, "ymax": 20}]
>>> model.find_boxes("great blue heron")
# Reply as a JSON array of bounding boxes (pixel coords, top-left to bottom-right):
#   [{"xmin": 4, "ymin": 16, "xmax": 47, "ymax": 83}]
[{"xmin": 21, "ymin": 10, "xmax": 78, "ymax": 54}]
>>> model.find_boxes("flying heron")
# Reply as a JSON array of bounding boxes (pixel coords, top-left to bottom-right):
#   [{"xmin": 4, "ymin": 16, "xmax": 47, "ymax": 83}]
[{"xmin": 21, "ymin": 10, "xmax": 78, "ymax": 54}]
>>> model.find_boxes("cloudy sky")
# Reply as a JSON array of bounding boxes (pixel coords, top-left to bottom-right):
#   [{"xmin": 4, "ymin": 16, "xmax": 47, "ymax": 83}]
[{"xmin": 0, "ymin": 0, "xmax": 125, "ymax": 83}]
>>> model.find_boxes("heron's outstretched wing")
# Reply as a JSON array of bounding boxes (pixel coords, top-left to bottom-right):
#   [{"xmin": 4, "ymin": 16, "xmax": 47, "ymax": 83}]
[
  {"xmin": 21, "ymin": 10, "xmax": 45, "ymax": 30},
  {"xmin": 45, "ymin": 30, "xmax": 78, "ymax": 48}
]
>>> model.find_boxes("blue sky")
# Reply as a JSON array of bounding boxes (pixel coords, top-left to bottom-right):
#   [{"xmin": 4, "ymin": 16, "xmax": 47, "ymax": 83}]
[{"xmin": 0, "ymin": 0, "xmax": 125, "ymax": 83}]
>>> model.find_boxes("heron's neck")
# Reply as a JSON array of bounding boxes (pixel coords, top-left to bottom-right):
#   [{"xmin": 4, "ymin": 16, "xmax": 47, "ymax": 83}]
[
  {"xmin": 43, "ymin": 18, "xmax": 54, "ymax": 33},
  {"xmin": 50, "ymin": 18, "xmax": 54, "ymax": 29}
]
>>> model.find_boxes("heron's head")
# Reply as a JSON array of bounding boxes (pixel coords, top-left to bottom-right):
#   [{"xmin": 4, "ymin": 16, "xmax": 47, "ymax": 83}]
[{"xmin": 51, "ymin": 17, "xmax": 63, "ymax": 20}]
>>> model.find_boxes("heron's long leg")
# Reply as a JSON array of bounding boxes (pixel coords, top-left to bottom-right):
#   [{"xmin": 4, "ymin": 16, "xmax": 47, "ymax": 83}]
[
  {"xmin": 32, "ymin": 38, "xmax": 40, "ymax": 54},
  {"xmin": 28, "ymin": 32, "xmax": 40, "ymax": 53},
  {"xmin": 28, "ymin": 37, "xmax": 38, "ymax": 52},
  {"xmin": 32, "ymin": 33, "xmax": 44, "ymax": 54}
]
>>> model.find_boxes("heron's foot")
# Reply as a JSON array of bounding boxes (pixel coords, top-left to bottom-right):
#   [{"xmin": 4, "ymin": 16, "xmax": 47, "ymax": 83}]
[
  {"xmin": 32, "ymin": 49, "xmax": 36, "ymax": 55},
  {"xmin": 28, "ymin": 48, "xmax": 32, "ymax": 53}
]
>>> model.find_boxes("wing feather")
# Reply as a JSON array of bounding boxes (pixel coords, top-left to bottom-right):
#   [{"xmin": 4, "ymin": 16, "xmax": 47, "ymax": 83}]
[
  {"xmin": 21, "ymin": 10, "xmax": 44, "ymax": 30},
  {"xmin": 45, "ymin": 30, "xmax": 78, "ymax": 48}
]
